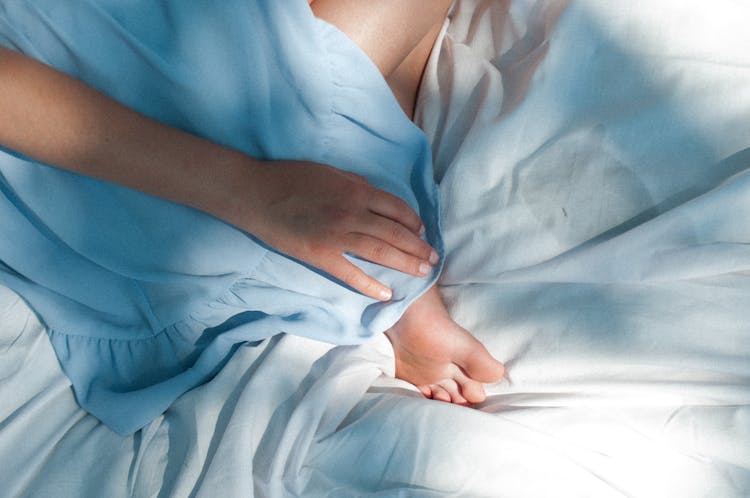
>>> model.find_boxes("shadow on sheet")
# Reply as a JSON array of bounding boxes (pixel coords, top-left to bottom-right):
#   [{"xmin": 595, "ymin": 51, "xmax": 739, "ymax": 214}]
[{"xmin": 1, "ymin": 1, "xmax": 749, "ymax": 497}]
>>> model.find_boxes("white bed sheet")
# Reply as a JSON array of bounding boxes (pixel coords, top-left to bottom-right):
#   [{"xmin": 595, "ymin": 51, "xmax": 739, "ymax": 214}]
[{"xmin": 2, "ymin": 0, "xmax": 750, "ymax": 496}]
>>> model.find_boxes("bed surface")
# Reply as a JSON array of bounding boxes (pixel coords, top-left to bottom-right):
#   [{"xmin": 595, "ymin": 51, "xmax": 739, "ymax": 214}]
[{"xmin": 2, "ymin": 0, "xmax": 750, "ymax": 496}]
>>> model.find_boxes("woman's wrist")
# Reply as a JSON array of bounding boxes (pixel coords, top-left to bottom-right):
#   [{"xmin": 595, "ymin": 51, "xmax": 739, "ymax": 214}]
[{"xmin": 191, "ymin": 148, "xmax": 269, "ymax": 234}]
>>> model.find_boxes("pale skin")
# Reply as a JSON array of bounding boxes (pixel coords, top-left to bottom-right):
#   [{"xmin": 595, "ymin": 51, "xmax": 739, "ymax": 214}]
[{"xmin": 0, "ymin": 1, "xmax": 504, "ymax": 404}]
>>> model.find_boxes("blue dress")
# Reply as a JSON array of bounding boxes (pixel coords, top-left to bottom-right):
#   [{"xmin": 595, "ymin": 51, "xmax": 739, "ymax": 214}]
[{"xmin": 0, "ymin": 0, "xmax": 442, "ymax": 435}]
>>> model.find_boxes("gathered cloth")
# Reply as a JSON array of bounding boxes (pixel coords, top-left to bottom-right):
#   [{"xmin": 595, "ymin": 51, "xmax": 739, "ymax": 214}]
[{"xmin": 0, "ymin": 0, "xmax": 442, "ymax": 435}]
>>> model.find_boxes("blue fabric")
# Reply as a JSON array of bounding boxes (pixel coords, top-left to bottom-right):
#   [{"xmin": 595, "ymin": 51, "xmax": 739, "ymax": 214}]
[{"xmin": 0, "ymin": 0, "xmax": 443, "ymax": 435}]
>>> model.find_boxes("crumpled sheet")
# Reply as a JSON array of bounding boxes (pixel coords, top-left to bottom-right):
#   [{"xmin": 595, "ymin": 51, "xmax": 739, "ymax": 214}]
[{"xmin": 1, "ymin": 0, "xmax": 749, "ymax": 496}]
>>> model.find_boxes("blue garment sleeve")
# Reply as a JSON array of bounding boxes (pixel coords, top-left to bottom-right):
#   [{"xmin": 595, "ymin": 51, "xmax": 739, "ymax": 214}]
[{"xmin": 0, "ymin": 0, "xmax": 443, "ymax": 435}]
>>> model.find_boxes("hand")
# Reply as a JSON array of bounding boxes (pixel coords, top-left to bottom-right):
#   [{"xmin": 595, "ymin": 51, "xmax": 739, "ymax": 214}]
[
  {"xmin": 228, "ymin": 160, "xmax": 439, "ymax": 301},
  {"xmin": 0, "ymin": 47, "xmax": 433, "ymax": 298}
]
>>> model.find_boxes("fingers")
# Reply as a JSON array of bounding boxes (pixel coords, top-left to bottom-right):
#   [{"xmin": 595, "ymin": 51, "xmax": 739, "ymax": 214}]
[
  {"xmin": 359, "ymin": 215, "xmax": 437, "ymax": 263},
  {"xmin": 320, "ymin": 255, "xmax": 393, "ymax": 301},
  {"xmin": 334, "ymin": 170, "xmax": 440, "ymax": 269},
  {"xmin": 347, "ymin": 234, "xmax": 433, "ymax": 278},
  {"xmin": 311, "ymin": 228, "xmax": 436, "ymax": 301},
  {"xmin": 367, "ymin": 188, "xmax": 425, "ymax": 236},
  {"xmin": 267, "ymin": 162, "xmax": 442, "ymax": 299},
  {"xmin": 331, "ymin": 167, "xmax": 426, "ymax": 238}
]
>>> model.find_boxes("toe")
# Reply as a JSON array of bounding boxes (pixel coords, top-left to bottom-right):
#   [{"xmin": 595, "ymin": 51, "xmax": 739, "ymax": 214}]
[
  {"xmin": 417, "ymin": 385, "xmax": 432, "ymax": 398},
  {"xmin": 459, "ymin": 379, "xmax": 487, "ymax": 404},
  {"xmin": 455, "ymin": 370, "xmax": 488, "ymax": 404},
  {"xmin": 430, "ymin": 385, "xmax": 451, "ymax": 403},
  {"xmin": 437, "ymin": 379, "xmax": 468, "ymax": 405},
  {"xmin": 457, "ymin": 343, "xmax": 505, "ymax": 384}
]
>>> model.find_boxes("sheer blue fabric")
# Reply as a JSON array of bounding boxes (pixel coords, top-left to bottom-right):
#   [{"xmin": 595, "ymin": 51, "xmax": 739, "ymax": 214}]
[{"xmin": 0, "ymin": 0, "xmax": 443, "ymax": 435}]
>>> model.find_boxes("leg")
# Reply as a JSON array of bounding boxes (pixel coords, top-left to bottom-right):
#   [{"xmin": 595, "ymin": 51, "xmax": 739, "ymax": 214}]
[
  {"xmin": 386, "ymin": 20, "xmax": 444, "ymax": 119},
  {"xmin": 310, "ymin": 0, "xmax": 450, "ymax": 117},
  {"xmin": 310, "ymin": 0, "xmax": 452, "ymax": 77}
]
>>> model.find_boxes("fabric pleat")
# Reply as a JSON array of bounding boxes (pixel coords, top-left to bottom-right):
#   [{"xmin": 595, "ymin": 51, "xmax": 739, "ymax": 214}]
[{"xmin": 0, "ymin": 0, "xmax": 443, "ymax": 435}]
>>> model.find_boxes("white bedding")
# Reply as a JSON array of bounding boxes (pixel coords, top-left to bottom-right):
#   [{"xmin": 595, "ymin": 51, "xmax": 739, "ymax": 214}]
[{"xmin": 2, "ymin": 0, "xmax": 749, "ymax": 496}]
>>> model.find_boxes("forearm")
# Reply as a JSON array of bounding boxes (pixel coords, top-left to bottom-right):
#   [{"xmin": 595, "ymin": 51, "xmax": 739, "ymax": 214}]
[
  {"xmin": 0, "ymin": 46, "xmax": 436, "ymax": 300},
  {"xmin": 0, "ymin": 46, "xmax": 260, "ymax": 224}
]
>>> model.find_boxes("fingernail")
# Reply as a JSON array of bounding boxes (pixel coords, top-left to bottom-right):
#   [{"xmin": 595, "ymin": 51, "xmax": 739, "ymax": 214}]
[
  {"xmin": 418, "ymin": 262, "xmax": 431, "ymax": 276},
  {"xmin": 379, "ymin": 288, "xmax": 393, "ymax": 301},
  {"xmin": 429, "ymin": 249, "xmax": 440, "ymax": 265},
  {"xmin": 419, "ymin": 224, "xmax": 426, "ymax": 236}
]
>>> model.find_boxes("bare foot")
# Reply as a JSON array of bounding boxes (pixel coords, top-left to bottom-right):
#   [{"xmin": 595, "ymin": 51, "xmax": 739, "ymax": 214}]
[{"xmin": 385, "ymin": 286, "xmax": 505, "ymax": 405}]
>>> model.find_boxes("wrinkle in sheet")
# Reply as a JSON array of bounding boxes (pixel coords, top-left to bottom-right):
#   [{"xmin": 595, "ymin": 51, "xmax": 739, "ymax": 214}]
[
  {"xmin": 493, "ymin": 0, "xmax": 569, "ymax": 117},
  {"xmin": 1, "ymin": 0, "xmax": 750, "ymax": 496}
]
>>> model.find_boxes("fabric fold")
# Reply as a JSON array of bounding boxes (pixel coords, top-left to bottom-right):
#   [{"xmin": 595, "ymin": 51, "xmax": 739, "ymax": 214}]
[{"xmin": 0, "ymin": 0, "xmax": 443, "ymax": 434}]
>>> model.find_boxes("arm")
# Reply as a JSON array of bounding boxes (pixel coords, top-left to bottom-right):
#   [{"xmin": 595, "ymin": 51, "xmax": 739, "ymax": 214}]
[{"xmin": 0, "ymin": 47, "xmax": 437, "ymax": 300}]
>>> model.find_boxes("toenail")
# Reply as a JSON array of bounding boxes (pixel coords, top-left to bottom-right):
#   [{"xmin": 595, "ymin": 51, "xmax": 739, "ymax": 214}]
[{"xmin": 429, "ymin": 249, "xmax": 439, "ymax": 265}]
